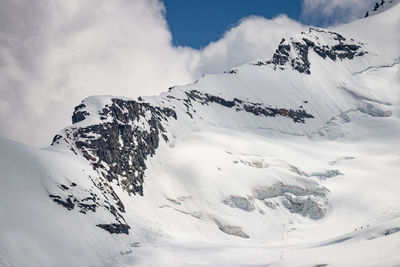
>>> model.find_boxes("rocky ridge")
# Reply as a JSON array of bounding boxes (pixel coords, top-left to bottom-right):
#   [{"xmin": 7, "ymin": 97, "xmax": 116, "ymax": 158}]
[
  {"xmin": 53, "ymin": 98, "xmax": 176, "ymax": 196},
  {"xmin": 254, "ymin": 28, "xmax": 366, "ymax": 74}
]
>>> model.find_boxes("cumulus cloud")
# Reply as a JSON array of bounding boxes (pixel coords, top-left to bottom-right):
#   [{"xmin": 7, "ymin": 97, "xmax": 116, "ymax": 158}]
[
  {"xmin": 0, "ymin": 0, "xmax": 303, "ymax": 147},
  {"xmin": 0, "ymin": 0, "xmax": 196, "ymax": 146},
  {"xmin": 300, "ymin": 0, "xmax": 376, "ymax": 25},
  {"xmin": 197, "ymin": 15, "xmax": 303, "ymax": 76}
]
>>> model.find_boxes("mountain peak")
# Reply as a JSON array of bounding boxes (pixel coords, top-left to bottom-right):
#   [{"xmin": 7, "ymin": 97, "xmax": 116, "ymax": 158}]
[{"xmin": 253, "ymin": 27, "xmax": 366, "ymax": 74}]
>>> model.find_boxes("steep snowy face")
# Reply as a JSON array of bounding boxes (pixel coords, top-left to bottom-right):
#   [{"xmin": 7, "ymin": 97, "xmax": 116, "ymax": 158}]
[{"xmin": 50, "ymin": 26, "xmax": 389, "ymax": 198}]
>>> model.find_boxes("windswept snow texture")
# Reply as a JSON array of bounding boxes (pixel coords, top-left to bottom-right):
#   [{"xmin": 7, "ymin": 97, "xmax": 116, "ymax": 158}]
[{"xmin": 1, "ymin": 4, "xmax": 400, "ymax": 267}]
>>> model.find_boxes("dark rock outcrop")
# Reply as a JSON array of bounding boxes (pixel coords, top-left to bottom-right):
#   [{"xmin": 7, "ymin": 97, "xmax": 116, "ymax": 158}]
[
  {"xmin": 185, "ymin": 90, "xmax": 314, "ymax": 123},
  {"xmin": 48, "ymin": 180, "xmax": 131, "ymax": 234},
  {"xmin": 72, "ymin": 104, "xmax": 89, "ymax": 124},
  {"xmin": 256, "ymin": 28, "xmax": 366, "ymax": 74},
  {"xmin": 56, "ymin": 98, "xmax": 176, "ymax": 196},
  {"xmin": 365, "ymin": 0, "xmax": 391, "ymax": 17},
  {"xmin": 49, "ymin": 194, "xmax": 75, "ymax": 210},
  {"xmin": 97, "ymin": 223, "xmax": 131, "ymax": 234}
]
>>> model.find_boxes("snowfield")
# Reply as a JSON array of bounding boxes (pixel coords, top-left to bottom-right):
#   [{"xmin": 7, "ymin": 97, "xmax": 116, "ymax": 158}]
[{"xmin": 0, "ymin": 2, "xmax": 400, "ymax": 267}]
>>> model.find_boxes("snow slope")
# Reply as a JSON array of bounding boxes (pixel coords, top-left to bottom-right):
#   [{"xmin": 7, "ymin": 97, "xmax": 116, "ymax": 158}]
[{"xmin": 0, "ymin": 3, "xmax": 399, "ymax": 267}]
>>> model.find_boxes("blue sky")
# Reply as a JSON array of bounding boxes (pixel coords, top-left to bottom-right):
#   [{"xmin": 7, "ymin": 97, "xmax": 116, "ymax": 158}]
[
  {"xmin": 162, "ymin": 0, "xmax": 374, "ymax": 49},
  {"xmin": 163, "ymin": 0, "xmax": 302, "ymax": 48}
]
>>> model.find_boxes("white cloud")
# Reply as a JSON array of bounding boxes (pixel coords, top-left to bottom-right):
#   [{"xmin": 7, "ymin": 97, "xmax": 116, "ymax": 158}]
[
  {"xmin": 197, "ymin": 15, "xmax": 303, "ymax": 76},
  {"xmin": 0, "ymin": 0, "xmax": 302, "ymax": 147},
  {"xmin": 300, "ymin": 0, "xmax": 376, "ymax": 25}
]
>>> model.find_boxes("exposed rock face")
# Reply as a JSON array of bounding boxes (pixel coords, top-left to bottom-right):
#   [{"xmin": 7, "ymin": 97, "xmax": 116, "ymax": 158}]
[
  {"xmin": 49, "ymin": 194, "xmax": 75, "ymax": 210},
  {"xmin": 72, "ymin": 103, "xmax": 89, "ymax": 124},
  {"xmin": 255, "ymin": 28, "xmax": 366, "ymax": 74},
  {"xmin": 51, "ymin": 98, "xmax": 177, "ymax": 232},
  {"xmin": 54, "ymin": 98, "xmax": 176, "ymax": 195},
  {"xmin": 48, "ymin": 178, "xmax": 130, "ymax": 234},
  {"xmin": 185, "ymin": 90, "xmax": 314, "ymax": 123},
  {"xmin": 365, "ymin": 0, "xmax": 394, "ymax": 17},
  {"xmin": 97, "ymin": 223, "xmax": 130, "ymax": 235}
]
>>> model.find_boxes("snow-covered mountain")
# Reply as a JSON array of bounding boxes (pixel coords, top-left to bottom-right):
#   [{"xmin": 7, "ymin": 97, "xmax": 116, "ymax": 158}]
[{"xmin": 1, "ymin": 4, "xmax": 399, "ymax": 267}]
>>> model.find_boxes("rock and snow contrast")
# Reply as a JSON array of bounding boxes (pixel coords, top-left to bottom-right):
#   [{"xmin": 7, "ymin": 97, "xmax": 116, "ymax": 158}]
[{"xmin": 1, "ymin": 3, "xmax": 400, "ymax": 267}]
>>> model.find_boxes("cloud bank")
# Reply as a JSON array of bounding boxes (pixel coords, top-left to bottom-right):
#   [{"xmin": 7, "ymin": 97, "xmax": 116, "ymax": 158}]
[{"xmin": 0, "ymin": 0, "xmax": 196, "ymax": 146}]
